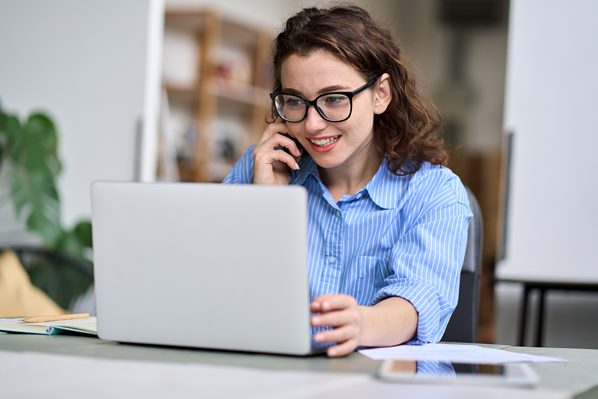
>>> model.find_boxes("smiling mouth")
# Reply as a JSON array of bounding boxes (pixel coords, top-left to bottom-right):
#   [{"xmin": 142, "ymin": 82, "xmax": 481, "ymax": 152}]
[{"xmin": 309, "ymin": 136, "xmax": 340, "ymax": 147}]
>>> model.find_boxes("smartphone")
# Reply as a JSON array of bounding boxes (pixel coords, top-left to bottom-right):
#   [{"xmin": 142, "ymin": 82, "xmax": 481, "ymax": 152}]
[{"xmin": 378, "ymin": 360, "xmax": 538, "ymax": 388}]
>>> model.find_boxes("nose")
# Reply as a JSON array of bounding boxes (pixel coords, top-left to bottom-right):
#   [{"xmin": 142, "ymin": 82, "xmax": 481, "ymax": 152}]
[{"xmin": 304, "ymin": 105, "xmax": 327, "ymax": 133}]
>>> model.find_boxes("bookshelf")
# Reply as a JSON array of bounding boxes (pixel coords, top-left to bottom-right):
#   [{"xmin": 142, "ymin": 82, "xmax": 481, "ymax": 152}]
[{"xmin": 162, "ymin": 9, "xmax": 273, "ymax": 182}]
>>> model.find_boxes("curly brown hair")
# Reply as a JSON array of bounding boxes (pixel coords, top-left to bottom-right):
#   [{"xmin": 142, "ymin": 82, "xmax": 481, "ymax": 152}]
[{"xmin": 271, "ymin": 4, "xmax": 448, "ymax": 175}]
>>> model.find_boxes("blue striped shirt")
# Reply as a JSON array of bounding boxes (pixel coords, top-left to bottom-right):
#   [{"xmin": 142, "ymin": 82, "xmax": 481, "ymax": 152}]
[{"xmin": 224, "ymin": 147, "xmax": 472, "ymax": 343}]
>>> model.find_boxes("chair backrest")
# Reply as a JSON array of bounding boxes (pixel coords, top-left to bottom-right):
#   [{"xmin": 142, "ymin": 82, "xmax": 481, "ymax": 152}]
[{"xmin": 442, "ymin": 187, "xmax": 483, "ymax": 343}]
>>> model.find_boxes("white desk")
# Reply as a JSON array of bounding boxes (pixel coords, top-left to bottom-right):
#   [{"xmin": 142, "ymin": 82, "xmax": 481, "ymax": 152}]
[{"xmin": 1, "ymin": 333, "xmax": 597, "ymax": 399}]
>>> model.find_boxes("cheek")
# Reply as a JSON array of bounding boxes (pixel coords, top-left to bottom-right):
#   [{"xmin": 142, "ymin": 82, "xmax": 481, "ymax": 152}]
[
  {"xmin": 346, "ymin": 112, "xmax": 375, "ymax": 140},
  {"xmin": 349, "ymin": 101, "xmax": 376, "ymax": 129},
  {"xmin": 285, "ymin": 123, "xmax": 303, "ymax": 138}
]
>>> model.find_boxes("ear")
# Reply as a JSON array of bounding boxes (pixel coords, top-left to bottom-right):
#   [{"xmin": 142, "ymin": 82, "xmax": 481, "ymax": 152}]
[{"xmin": 373, "ymin": 73, "xmax": 392, "ymax": 115}]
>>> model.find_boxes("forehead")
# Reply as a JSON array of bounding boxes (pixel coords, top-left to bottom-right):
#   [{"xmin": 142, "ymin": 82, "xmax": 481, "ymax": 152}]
[{"xmin": 280, "ymin": 50, "xmax": 365, "ymax": 92}]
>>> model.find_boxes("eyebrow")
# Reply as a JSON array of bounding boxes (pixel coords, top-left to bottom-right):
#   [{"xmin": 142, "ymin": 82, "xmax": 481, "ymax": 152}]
[{"xmin": 280, "ymin": 84, "xmax": 351, "ymax": 96}]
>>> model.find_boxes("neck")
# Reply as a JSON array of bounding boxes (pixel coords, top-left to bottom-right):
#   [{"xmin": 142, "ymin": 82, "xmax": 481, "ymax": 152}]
[{"xmin": 320, "ymin": 145, "xmax": 383, "ymax": 202}]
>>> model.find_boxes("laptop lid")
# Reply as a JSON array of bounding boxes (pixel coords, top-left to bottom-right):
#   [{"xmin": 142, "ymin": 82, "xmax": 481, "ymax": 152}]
[{"xmin": 91, "ymin": 182, "xmax": 313, "ymax": 355}]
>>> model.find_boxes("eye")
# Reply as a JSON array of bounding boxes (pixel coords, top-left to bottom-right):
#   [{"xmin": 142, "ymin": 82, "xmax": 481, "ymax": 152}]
[
  {"xmin": 282, "ymin": 96, "xmax": 304, "ymax": 108},
  {"xmin": 322, "ymin": 94, "xmax": 349, "ymax": 106}
]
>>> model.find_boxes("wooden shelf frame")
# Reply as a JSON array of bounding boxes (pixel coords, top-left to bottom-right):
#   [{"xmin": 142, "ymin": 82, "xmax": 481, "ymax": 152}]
[{"xmin": 163, "ymin": 8, "xmax": 274, "ymax": 181}]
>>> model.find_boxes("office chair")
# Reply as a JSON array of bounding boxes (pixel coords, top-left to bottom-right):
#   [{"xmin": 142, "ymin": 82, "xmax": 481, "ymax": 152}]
[{"xmin": 442, "ymin": 187, "xmax": 483, "ymax": 343}]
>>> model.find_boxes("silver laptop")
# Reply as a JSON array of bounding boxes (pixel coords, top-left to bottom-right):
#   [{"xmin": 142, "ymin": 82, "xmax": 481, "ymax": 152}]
[{"xmin": 91, "ymin": 182, "xmax": 318, "ymax": 355}]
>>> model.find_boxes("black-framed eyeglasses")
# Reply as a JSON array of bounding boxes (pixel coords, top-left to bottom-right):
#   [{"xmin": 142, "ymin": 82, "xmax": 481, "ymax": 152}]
[{"xmin": 270, "ymin": 76, "xmax": 379, "ymax": 123}]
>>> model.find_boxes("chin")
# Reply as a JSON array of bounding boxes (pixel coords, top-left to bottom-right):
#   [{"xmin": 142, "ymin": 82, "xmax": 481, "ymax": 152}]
[{"xmin": 309, "ymin": 153, "xmax": 346, "ymax": 170}]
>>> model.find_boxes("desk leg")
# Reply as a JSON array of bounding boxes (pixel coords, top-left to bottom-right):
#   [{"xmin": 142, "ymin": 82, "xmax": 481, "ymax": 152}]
[
  {"xmin": 518, "ymin": 284, "xmax": 531, "ymax": 346},
  {"xmin": 535, "ymin": 288, "xmax": 546, "ymax": 347}
]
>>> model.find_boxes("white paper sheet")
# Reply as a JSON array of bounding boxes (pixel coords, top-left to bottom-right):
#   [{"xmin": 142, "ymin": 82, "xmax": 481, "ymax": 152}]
[{"xmin": 358, "ymin": 343, "xmax": 567, "ymax": 364}]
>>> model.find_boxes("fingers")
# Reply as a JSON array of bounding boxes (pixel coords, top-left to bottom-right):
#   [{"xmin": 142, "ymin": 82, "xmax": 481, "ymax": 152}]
[
  {"xmin": 310, "ymin": 294, "xmax": 363, "ymax": 357},
  {"xmin": 254, "ymin": 147, "xmax": 299, "ymax": 171},
  {"xmin": 314, "ymin": 325, "xmax": 357, "ymax": 343},
  {"xmin": 311, "ymin": 306, "xmax": 360, "ymax": 328},
  {"xmin": 310, "ymin": 294, "xmax": 356, "ymax": 313},
  {"xmin": 273, "ymin": 135, "xmax": 302, "ymax": 158},
  {"xmin": 327, "ymin": 339, "xmax": 359, "ymax": 357},
  {"xmin": 257, "ymin": 123, "xmax": 302, "ymax": 157},
  {"xmin": 257, "ymin": 121, "xmax": 288, "ymax": 144},
  {"xmin": 314, "ymin": 325, "xmax": 359, "ymax": 357},
  {"xmin": 253, "ymin": 123, "xmax": 302, "ymax": 184}
]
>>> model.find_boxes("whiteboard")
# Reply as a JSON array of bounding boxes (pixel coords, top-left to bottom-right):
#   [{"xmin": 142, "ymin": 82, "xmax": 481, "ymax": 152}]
[
  {"xmin": 498, "ymin": 0, "xmax": 598, "ymax": 283},
  {"xmin": 0, "ymin": 0, "xmax": 163, "ymax": 227}
]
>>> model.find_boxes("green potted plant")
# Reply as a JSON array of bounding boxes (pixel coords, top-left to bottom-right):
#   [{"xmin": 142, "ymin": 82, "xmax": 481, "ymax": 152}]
[{"xmin": 0, "ymin": 100, "xmax": 93, "ymax": 309}]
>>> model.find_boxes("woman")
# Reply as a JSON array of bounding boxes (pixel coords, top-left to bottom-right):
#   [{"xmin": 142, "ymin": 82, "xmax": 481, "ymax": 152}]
[{"xmin": 224, "ymin": 4, "xmax": 472, "ymax": 357}]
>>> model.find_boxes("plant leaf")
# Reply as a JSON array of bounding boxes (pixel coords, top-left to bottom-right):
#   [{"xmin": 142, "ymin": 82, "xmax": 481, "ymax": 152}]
[
  {"xmin": 1, "ymin": 103, "xmax": 94, "ymax": 309},
  {"xmin": 73, "ymin": 220, "xmax": 93, "ymax": 249},
  {"xmin": 55, "ymin": 229, "xmax": 85, "ymax": 260},
  {"xmin": 11, "ymin": 167, "xmax": 62, "ymax": 245},
  {"xmin": 14, "ymin": 113, "xmax": 62, "ymax": 175},
  {"xmin": 5, "ymin": 109, "xmax": 63, "ymax": 246}
]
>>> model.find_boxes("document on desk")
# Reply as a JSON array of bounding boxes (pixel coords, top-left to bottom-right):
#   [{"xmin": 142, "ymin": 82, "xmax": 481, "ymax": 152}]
[
  {"xmin": 0, "ymin": 317, "xmax": 97, "ymax": 336},
  {"xmin": 359, "ymin": 343, "xmax": 567, "ymax": 364}
]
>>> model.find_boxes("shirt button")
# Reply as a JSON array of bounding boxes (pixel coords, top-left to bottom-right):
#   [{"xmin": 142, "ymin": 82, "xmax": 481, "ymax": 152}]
[
  {"xmin": 336, "ymin": 210, "xmax": 341, "ymax": 217},
  {"xmin": 328, "ymin": 256, "xmax": 336, "ymax": 264}
]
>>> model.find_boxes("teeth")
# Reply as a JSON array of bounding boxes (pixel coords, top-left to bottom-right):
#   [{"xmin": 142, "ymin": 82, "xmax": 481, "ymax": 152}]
[{"xmin": 310, "ymin": 137, "xmax": 338, "ymax": 146}]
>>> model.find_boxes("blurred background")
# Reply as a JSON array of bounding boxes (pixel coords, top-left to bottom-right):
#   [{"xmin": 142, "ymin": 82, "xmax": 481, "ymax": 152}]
[{"xmin": 1, "ymin": 0, "xmax": 597, "ymax": 348}]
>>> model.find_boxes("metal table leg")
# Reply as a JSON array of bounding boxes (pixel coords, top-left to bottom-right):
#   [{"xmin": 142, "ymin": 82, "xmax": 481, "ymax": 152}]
[
  {"xmin": 535, "ymin": 288, "xmax": 546, "ymax": 347},
  {"xmin": 518, "ymin": 284, "xmax": 531, "ymax": 346}
]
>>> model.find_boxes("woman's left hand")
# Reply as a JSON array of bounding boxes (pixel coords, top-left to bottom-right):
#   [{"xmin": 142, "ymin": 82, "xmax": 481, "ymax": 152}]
[{"xmin": 310, "ymin": 294, "xmax": 364, "ymax": 357}]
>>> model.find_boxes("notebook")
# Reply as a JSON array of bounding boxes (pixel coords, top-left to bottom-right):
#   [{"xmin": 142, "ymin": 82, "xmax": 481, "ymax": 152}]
[
  {"xmin": 91, "ymin": 182, "xmax": 319, "ymax": 355},
  {"xmin": 0, "ymin": 317, "xmax": 97, "ymax": 336}
]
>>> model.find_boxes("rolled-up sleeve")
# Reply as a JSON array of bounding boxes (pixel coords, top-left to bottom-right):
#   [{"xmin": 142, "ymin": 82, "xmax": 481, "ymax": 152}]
[{"xmin": 373, "ymin": 178, "xmax": 472, "ymax": 343}]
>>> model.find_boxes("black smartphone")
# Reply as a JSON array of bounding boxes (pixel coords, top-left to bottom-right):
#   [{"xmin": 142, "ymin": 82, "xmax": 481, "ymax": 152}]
[{"xmin": 378, "ymin": 360, "xmax": 538, "ymax": 387}]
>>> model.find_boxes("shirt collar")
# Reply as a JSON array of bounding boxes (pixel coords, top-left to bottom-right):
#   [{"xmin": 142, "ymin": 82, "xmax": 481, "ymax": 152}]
[
  {"xmin": 363, "ymin": 158, "xmax": 407, "ymax": 210},
  {"xmin": 291, "ymin": 154, "xmax": 321, "ymax": 186},
  {"xmin": 291, "ymin": 155, "xmax": 407, "ymax": 210}
]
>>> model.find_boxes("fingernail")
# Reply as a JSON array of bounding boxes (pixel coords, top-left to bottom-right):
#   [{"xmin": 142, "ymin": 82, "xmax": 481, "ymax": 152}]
[
  {"xmin": 322, "ymin": 302, "xmax": 329, "ymax": 311},
  {"xmin": 311, "ymin": 316, "xmax": 320, "ymax": 325},
  {"xmin": 293, "ymin": 162, "xmax": 300, "ymax": 170},
  {"xmin": 314, "ymin": 333, "xmax": 323, "ymax": 342}
]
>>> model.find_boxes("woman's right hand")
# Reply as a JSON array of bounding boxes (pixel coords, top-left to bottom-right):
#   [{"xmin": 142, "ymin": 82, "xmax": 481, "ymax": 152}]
[{"xmin": 253, "ymin": 122, "xmax": 302, "ymax": 185}]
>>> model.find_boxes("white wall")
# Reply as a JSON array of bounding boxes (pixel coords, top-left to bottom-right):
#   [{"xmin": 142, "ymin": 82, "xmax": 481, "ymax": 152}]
[
  {"xmin": 493, "ymin": 0, "xmax": 598, "ymax": 348},
  {"xmin": 498, "ymin": 0, "xmax": 598, "ymax": 283},
  {"xmin": 0, "ymin": 0, "xmax": 163, "ymax": 235}
]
